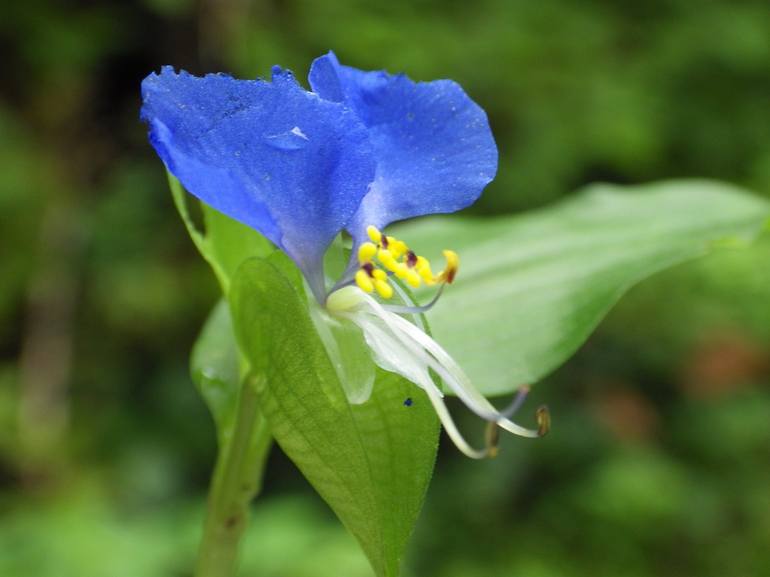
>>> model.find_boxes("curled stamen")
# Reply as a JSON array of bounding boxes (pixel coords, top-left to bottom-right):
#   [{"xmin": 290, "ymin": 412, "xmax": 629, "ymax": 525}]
[
  {"xmin": 370, "ymin": 299, "xmax": 541, "ymax": 436},
  {"xmin": 498, "ymin": 385, "xmax": 531, "ymax": 419},
  {"xmin": 328, "ymin": 285, "xmax": 551, "ymax": 458},
  {"xmin": 536, "ymin": 405, "xmax": 551, "ymax": 437},
  {"xmin": 485, "ymin": 422, "xmax": 500, "ymax": 458},
  {"xmin": 383, "ymin": 283, "xmax": 446, "ymax": 315},
  {"xmin": 422, "ymin": 386, "xmax": 492, "ymax": 459},
  {"xmin": 434, "ymin": 250, "xmax": 459, "ymax": 284}
]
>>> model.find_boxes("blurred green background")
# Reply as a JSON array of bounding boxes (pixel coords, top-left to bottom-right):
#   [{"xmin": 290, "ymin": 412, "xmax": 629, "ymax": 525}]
[{"xmin": 2, "ymin": 1, "xmax": 769, "ymax": 576}]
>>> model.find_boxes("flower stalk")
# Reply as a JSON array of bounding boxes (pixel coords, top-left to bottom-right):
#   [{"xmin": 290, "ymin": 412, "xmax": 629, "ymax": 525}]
[{"xmin": 195, "ymin": 375, "xmax": 271, "ymax": 577}]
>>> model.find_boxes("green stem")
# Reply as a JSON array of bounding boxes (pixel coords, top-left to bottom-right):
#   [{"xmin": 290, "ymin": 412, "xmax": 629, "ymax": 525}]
[{"xmin": 195, "ymin": 375, "xmax": 272, "ymax": 577}]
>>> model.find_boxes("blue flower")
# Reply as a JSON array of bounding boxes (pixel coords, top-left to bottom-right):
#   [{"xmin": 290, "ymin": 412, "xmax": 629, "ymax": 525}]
[
  {"xmin": 141, "ymin": 52, "xmax": 496, "ymax": 298},
  {"xmin": 141, "ymin": 53, "xmax": 547, "ymax": 457},
  {"xmin": 141, "ymin": 64, "xmax": 375, "ymax": 299},
  {"xmin": 308, "ymin": 52, "xmax": 498, "ymax": 244}
]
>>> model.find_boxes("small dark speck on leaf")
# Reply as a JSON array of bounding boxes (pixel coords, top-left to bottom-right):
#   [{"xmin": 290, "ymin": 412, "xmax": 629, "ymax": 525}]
[{"xmin": 404, "ymin": 398, "xmax": 413, "ymax": 407}]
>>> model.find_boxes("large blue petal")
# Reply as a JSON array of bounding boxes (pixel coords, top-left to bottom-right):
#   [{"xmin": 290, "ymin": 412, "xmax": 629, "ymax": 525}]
[
  {"xmin": 141, "ymin": 66, "xmax": 376, "ymax": 296},
  {"xmin": 309, "ymin": 52, "xmax": 498, "ymax": 240}
]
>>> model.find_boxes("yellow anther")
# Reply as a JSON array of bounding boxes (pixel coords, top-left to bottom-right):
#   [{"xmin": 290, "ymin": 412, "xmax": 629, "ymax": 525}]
[
  {"xmin": 389, "ymin": 238, "xmax": 408, "ymax": 258},
  {"xmin": 374, "ymin": 278, "xmax": 393, "ymax": 299},
  {"xmin": 405, "ymin": 268, "xmax": 422, "ymax": 288},
  {"xmin": 359, "ymin": 224, "xmax": 460, "ymax": 299},
  {"xmin": 393, "ymin": 263, "xmax": 410, "ymax": 279},
  {"xmin": 367, "ymin": 225, "xmax": 383, "ymax": 244},
  {"xmin": 358, "ymin": 242, "xmax": 378, "ymax": 264},
  {"xmin": 355, "ymin": 269, "xmax": 374, "ymax": 293},
  {"xmin": 435, "ymin": 250, "xmax": 459, "ymax": 284},
  {"xmin": 372, "ymin": 268, "xmax": 388, "ymax": 281},
  {"xmin": 377, "ymin": 249, "xmax": 400, "ymax": 273},
  {"xmin": 415, "ymin": 256, "xmax": 435, "ymax": 284}
]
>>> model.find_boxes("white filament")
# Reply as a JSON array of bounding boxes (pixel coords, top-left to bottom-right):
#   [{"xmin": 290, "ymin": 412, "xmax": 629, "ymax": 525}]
[{"xmin": 328, "ymin": 286, "xmax": 540, "ymax": 458}]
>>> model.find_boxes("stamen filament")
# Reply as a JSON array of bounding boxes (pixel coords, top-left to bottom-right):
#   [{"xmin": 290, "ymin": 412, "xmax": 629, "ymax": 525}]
[
  {"xmin": 338, "ymin": 289, "xmax": 545, "ymax": 438},
  {"xmin": 423, "ymin": 385, "xmax": 497, "ymax": 459},
  {"xmin": 361, "ymin": 293, "xmax": 542, "ymax": 437},
  {"xmin": 383, "ymin": 283, "xmax": 446, "ymax": 315}
]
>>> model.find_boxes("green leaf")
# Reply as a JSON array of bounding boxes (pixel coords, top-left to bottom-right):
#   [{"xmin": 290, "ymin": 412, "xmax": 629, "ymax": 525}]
[
  {"xmin": 396, "ymin": 180, "xmax": 770, "ymax": 396},
  {"xmin": 230, "ymin": 255, "xmax": 439, "ymax": 577},
  {"xmin": 168, "ymin": 173, "xmax": 273, "ymax": 293},
  {"xmin": 202, "ymin": 204, "xmax": 273, "ymax": 292},
  {"xmin": 190, "ymin": 300, "xmax": 240, "ymax": 446},
  {"xmin": 173, "ymin": 174, "xmax": 276, "ymax": 576}
]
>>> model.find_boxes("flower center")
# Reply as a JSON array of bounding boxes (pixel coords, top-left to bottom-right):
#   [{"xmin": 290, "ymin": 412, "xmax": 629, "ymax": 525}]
[
  {"xmin": 323, "ymin": 225, "xmax": 549, "ymax": 459},
  {"xmin": 354, "ymin": 225, "xmax": 459, "ymax": 300}
]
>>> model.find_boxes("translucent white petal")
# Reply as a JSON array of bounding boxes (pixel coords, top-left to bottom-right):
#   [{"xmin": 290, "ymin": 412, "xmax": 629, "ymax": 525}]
[
  {"xmin": 339, "ymin": 308, "xmax": 443, "ymax": 400},
  {"xmin": 309, "ymin": 298, "xmax": 375, "ymax": 405},
  {"xmin": 327, "ymin": 285, "xmax": 541, "ymax": 450}
]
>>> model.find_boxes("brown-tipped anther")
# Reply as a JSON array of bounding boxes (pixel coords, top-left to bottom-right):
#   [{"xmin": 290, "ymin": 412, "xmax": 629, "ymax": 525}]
[
  {"xmin": 485, "ymin": 421, "xmax": 500, "ymax": 458},
  {"xmin": 362, "ymin": 262, "xmax": 375, "ymax": 276},
  {"xmin": 536, "ymin": 405, "xmax": 551, "ymax": 437},
  {"xmin": 438, "ymin": 250, "xmax": 459, "ymax": 284},
  {"xmin": 406, "ymin": 250, "xmax": 418, "ymax": 267}
]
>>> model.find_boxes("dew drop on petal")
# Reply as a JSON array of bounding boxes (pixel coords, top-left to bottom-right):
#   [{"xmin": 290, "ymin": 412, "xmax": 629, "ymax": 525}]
[{"xmin": 264, "ymin": 126, "xmax": 309, "ymax": 150}]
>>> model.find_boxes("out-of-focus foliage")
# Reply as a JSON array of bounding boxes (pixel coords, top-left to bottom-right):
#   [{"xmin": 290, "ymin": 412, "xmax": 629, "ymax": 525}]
[
  {"xmin": 1, "ymin": 0, "xmax": 769, "ymax": 576},
  {"xmin": 399, "ymin": 181, "xmax": 768, "ymax": 395}
]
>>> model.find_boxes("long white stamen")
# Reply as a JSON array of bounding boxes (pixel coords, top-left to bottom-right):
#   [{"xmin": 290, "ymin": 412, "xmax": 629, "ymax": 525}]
[
  {"xmin": 331, "ymin": 286, "xmax": 543, "ymax": 445},
  {"xmin": 348, "ymin": 310, "xmax": 444, "ymax": 400},
  {"xmin": 358, "ymin": 292, "xmax": 541, "ymax": 437},
  {"xmin": 338, "ymin": 300, "xmax": 496, "ymax": 459},
  {"xmin": 423, "ymin": 384, "xmax": 494, "ymax": 459}
]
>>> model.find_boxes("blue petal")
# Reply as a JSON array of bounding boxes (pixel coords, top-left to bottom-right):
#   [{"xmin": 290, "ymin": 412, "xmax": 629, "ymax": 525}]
[
  {"xmin": 309, "ymin": 52, "xmax": 498, "ymax": 239},
  {"xmin": 141, "ymin": 66, "xmax": 376, "ymax": 296}
]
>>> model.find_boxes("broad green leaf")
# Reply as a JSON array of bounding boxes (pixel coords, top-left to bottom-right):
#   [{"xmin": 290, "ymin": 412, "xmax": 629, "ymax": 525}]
[
  {"xmin": 396, "ymin": 180, "xmax": 770, "ymax": 396},
  {"xmin": 168, "ymin": 173, "xmax": 273, "ymax": 293},
  {"xmin": 230, "ymin": 256, "xmax": 439, "ymax": 577}
]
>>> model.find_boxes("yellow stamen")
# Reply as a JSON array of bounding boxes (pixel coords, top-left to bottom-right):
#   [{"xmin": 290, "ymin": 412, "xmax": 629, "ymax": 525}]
[
  {"xmin": 354, "ymin": 226, "xmax": 460, "ymax": 301},
  {"xmin": 377, "ymin": 249, "xmax": 400, "ymax": 273},
  {"xmin": 367, "ymin": 225, "xmax": 382, "ymax": 244},
  {"xmin": 404, "ymin": 269, "xmax": 421, "ymax": 288},
  {"xmin": 355, "ymin": 269, "xmax": 374, "ymax": 293},
  {"xmin": 392, "ymin": 263, "xmax": 409, "ymax": 279},
  {"xmin": 435, "ymin": 250, "xmax": 459, "ymax": 284},
  {"xmin": 389, "ymin": 238, "xmax": 408, "ymax": 258},
  {"xmin": 374, "ymin": 278, "xmax": 393, "ymax": 299},
  {"xmin": 415, "ymin": 256, "xmax": 435, "ymax": 284},
  {"xmin": 372, "ymin": 268, "xmax": 387, "ymax": 281},
  {"xmin": 358, "ymin": 242, "xmax": 378, "ymax": 264}
]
